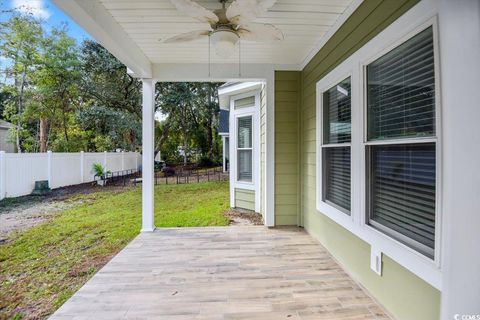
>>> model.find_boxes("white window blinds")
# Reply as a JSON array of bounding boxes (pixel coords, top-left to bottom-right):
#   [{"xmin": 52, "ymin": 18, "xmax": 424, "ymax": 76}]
[
  {"xmin": 237, "ymin": 116, "xmax": 252, "ymax": 182},
  {"xmin": 366, "ymin": 26, "xmax": 437, "ymax": 258},
  {"xmin": 322, "ymin": 77, "xmax": 351, "ymax": 213},
  {"xmin": 367, "ymin": 27, "xmax": 435, "ymax": 140}
]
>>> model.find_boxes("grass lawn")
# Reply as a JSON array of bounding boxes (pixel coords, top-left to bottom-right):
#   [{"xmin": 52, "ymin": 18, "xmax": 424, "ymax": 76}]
[{"xmin": 0, "ymin": 181, "xmax": 229, "ymax": 320}]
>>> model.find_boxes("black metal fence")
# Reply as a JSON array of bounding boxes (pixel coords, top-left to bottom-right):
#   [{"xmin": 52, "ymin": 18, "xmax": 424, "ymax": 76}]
[{"xmin": 155, "ymin": 166, "xmax": 228, "ymax": 185}]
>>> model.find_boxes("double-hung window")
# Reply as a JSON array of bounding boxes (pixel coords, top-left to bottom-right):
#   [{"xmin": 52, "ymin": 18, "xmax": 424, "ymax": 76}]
[
  {"xmin": 316, "ymin": 13, "xmax": 441, "ymax": 287},
  {"xmin": 321, "ymin": 77, "xmax": 352, "ymax": 214},
  {"xmin": 365, "ymin": 27, "xmax": 437, "ymax": 259}
]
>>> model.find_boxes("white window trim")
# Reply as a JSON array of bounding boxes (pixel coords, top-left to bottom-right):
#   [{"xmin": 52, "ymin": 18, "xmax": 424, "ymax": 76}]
[
  {"xmin": 230, "ymin": 91, "xmax": 261, "ymax": 213},
  {"xmin": 315, "ymin": 0, "xmax": 443, "ymax": 291},
  {"xmin": 317, "ymin": 71, "xmax": 354, "ymax": 222}
]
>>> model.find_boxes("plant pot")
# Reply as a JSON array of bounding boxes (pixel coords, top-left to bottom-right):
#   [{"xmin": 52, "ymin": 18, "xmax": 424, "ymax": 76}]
[{"xmin": 97, "ymin": 180, "xmax": 106, "ymax": 186}]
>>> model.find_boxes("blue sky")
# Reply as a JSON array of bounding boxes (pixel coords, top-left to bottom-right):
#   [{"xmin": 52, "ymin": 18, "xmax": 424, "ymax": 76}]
[{"xmin": 1, "ymin": 0, "xmax": 91, "ymax": 43}]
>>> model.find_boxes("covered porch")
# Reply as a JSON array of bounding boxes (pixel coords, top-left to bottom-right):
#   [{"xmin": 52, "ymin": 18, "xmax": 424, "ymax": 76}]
[
  {"xmin": 49, "ymin": 0, "xmax": 480, "ymax": 319},
  {"xmin": 49, "ymin": 226, "xmax": 390, "ymax": 320}
]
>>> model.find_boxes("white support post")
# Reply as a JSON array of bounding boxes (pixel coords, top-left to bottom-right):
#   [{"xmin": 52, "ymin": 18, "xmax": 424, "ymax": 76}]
[
  {"xmin": 80, "ymin": 151, "xmax": 84, "ymax": 183},
  {"xmin": 0, "ymin": 151, "xmax": 6, "ymax": 200},
  {"xmin": 222, "ymin": 136, "xmax": 226, "ymax": 172},
  {"xmin": 439, "ymin": 1, "xmax": 480, "ymax": 319},
  {"xmin": 265, "ymin": 73, "xmax": 275, "ymax": 227},
  {"xmin": 141, "ymin": 79, "xmax": 156, "ymax": 232},
  {"xmin": 47, "ymin": 151, "xmax": 52, "ymax": 188},
  {"xmin": 121, "ymin": 151, "xmax": 125, "ymax": 171}
]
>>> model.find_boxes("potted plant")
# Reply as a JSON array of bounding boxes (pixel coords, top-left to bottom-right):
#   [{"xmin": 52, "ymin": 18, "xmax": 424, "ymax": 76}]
[{"xmin": 92, "ymin": 163, "xmax": 110, "ymax": 186}]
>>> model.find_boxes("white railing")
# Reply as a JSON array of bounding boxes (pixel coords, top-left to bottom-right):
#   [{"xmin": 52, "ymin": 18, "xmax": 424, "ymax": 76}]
[{"xmin": 0, "ymin": 151, "xmax": 142, "ymax": 200}]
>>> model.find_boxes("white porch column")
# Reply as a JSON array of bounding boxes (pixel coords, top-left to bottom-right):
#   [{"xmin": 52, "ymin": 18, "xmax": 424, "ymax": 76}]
[
  {"xmin": 222, "ymin": 136, "xmax": 226, "ymax": 172},
  {"xmin": 439, "ymin": 0, "xmax": 480, "ymax": 318},
  {"xmin": 141, "ymin": 79, "xmax": 156, "ymax": 232}
]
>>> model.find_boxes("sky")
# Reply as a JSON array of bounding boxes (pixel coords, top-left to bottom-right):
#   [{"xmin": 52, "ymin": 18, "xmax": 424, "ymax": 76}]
[{"xmin": 1, "ymin": 0, "xmax": 92, "ymax": 43}]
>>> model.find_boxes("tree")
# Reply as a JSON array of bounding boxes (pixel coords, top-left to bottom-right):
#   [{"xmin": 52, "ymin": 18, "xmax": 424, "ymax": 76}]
[
  {"xmin": 32, "ymin": 26, "xmax": 81, "ymax": 152},
  {"xmin": 155, "ymin": 82, "xmax": 223, "ymax": 165},
  {"xmin": 0, "ymin": 15, "xmax": 43, "ymax": 152},
  {"xmin": 80, "ymin": 40, "xmax": 142, "ymax": 119}
]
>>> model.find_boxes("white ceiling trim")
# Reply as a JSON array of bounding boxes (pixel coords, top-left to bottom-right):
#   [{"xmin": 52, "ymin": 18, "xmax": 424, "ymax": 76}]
[
  {"xmin": 299, "ymin": 0, "xmax": 364, "ymax": 70},
  {"xmin": 152, "ymin": 63, "xmax": 298, "ymax": 81},
  {"xmin": 51, "ymin": 0, "xmax": 152, "ymax": 78}
]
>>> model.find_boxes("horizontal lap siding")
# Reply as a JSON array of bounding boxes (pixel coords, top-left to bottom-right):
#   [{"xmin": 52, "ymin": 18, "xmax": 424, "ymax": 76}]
[
  {"xmin": 275, "ymin": 71, "xmax": 300, "ymax": 225},
  {"xmin": 299, "ymin": 1, "xmax": 440, "ymax": 320},
  {"xmin": 235, "ymin": 188, "xmax": 255, "ymax": 211}
]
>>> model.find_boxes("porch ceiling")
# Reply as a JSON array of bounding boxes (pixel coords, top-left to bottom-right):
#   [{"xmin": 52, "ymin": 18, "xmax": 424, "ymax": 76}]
[{"xmin": 52, "ymin": 0, "xmax": 361, "ymax": 76}]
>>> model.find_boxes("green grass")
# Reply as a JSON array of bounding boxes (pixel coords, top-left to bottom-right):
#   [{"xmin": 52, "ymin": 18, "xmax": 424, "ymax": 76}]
[{"xmin": 0, "ymin": 181, "xmax": 229, "ymax": 319}]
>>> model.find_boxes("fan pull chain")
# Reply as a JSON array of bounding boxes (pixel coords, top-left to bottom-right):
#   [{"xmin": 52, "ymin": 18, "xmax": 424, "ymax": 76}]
[
  {"xmin": 208, "ymin": 35, "xmax": 211, "ymax": 78},
  {"xmin": 238, "ymin": 39, "xmax": 241, "ymax": 77}
]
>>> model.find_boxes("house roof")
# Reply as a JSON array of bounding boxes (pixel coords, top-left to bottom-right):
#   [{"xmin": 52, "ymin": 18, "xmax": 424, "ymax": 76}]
[
  {"xmin": 218, "ymin": 109, "xmax": 229, "ymax": 135},
  {"xmin": 0, "ymin": 120, "xmax": 15, "ymax": 129}
]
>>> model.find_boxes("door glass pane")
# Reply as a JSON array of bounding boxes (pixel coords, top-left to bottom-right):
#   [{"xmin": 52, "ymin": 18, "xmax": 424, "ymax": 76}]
[
  {"xmin": 238, "ymin": 116, "xmax": 252, "ymax": 148},
  {"xmin": 238, "ymin": 150, "xmax": 252, "ymax": 182}
]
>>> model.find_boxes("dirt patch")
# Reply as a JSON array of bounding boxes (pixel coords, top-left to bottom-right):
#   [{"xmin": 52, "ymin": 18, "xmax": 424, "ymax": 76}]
[
  {"xmin": 0, "ymin": 182, "xmax": 136, "ymax": 243},
  {"xmin": 224, "ymin": 208, "xmax": 263, "ymax": 225}
]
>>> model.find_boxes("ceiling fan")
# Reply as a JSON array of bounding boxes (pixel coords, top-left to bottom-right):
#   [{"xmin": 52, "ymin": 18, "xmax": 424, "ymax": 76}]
[{"xmin": 164, "ymin": 0, "xmax": 284, "ymax": 57}]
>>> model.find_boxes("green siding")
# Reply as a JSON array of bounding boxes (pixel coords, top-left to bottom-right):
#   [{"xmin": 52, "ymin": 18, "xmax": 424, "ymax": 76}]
[
  {"xmin": 235, "ymin": 188, "xmax": 255, "ymax": 211},
  {"xmin": 275, "ymin": 71, "xmax": 300, "ymax": 226},
  {"xmin": 297, "ymin": 1, "xmax": 440, "ymax": 320},
  {"xmin": 234, "ymin": 96, "xmax": 255, "ymax": 109}
]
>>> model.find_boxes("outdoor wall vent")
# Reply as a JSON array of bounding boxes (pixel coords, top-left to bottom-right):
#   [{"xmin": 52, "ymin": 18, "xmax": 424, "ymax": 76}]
[{"xmin": 370, "ymin": 247, "xmax": 383, "ymax": 276}]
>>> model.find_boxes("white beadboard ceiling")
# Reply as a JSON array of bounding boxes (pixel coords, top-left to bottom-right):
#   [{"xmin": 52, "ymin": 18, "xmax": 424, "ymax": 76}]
[{"xmin": 97, "ymin": 0, "xmax": 356, "ymax": 65}]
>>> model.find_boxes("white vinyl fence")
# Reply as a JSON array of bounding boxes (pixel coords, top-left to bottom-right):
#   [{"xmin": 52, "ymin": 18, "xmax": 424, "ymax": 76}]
[{"xmin": 0, "ymin": 151, "xmax": 141, "ymax": 200}]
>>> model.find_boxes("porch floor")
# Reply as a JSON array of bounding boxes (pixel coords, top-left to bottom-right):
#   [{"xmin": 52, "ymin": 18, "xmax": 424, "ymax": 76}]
[{"xmin": 49, "ymin": 226, "xmax": 391, "ymax": 320}]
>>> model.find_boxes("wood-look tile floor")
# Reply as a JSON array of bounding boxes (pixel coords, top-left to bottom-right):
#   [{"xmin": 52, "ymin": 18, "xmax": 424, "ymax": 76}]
[{"xmin": 49, "ymin": 226, "xmax": 391, "ymax": 320}]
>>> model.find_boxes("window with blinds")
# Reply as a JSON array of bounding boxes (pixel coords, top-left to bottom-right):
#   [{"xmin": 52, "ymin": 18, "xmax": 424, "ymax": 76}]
[
  {"xmin": 366, "ymin": 26, "xmax": 437, "ymax": 258},
  {"xmin": 237, "ymin": 116, "xmax": 252, "ymax": 182},
  {"xmin": 367, "ymin": 27, "xmax": 435, "ymax": 140},
  {"xmin": 322, "ymin": 77, "xmax": 351, "ymax": 213}
]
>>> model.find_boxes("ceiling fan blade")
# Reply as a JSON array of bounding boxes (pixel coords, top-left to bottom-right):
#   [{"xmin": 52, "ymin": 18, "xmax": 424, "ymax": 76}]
[
  {"xmin": 226, "ymin": 0, "xmax": 277, "ymax": 26},
  {"xmin": 237, "ymin": 23, "xmax": 284, "ymax": 42},
  {"xmin": 170, "ymin": 0, "xmax": 219, "ymax": 25},
  {"xmin": 163, "ymin": 30, "xmax": 211, "ymax": 43}
]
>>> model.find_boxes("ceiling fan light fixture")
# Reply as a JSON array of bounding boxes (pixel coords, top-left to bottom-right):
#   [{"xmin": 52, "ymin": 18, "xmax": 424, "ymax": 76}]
[{"xmin": 210, "ymin": 29, "xmax": 239, "ymax": 58}]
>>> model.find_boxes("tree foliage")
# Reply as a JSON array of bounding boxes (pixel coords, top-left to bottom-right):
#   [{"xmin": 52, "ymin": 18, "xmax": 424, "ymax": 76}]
[
  {"xmin": 0, "ymin": 9, "xmax": 224, "ymax": 165},
  {"xmin": 156, "ymin": 82, "xmax": 222, "ymax": 165}
]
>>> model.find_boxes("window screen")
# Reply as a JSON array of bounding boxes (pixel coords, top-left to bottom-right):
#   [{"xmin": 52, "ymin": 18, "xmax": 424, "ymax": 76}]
[
  {"xmin": 322, "ymin": 77, "xmax": 351, "ymax": 213},
  {"xmin": 237, "ymin": 116, "xmax": 252, "ymax": 182},
  {"xmin": 366, "ymin": 27, "xmax": 437, "ymax": 258}
]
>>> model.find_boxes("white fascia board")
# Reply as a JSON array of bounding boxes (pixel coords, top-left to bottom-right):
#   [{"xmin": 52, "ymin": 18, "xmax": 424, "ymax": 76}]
[
  {"xmin": 218, "ymin": 82, "xmax": 263, "ymax": 97},
  {"xmin": 51, "ymin": 0, "xmax": 152, "ymax": 78},
  {"xmin": 152, "ymin": 63, "xmax": 295, "ymax": 82},
  {"xmin": 218, "ymin": 82, "xmax": 263, "ymax": 109},
  {"xmin": 300, "ymin": 0, "xmax": 364, "ymax": 70}
]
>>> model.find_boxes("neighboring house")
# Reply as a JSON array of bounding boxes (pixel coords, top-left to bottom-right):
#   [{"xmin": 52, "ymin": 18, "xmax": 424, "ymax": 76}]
[
  {"xmin": 217, "ymin": 108, "xmax": 229, "ymax": 172},
  {"xmin": 52, "ymin": 1, "xmax": 480, "ymax": 319},
  {"xmin": 0, "ymin": 120, "xmax": 16, "ymax": 153}
]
